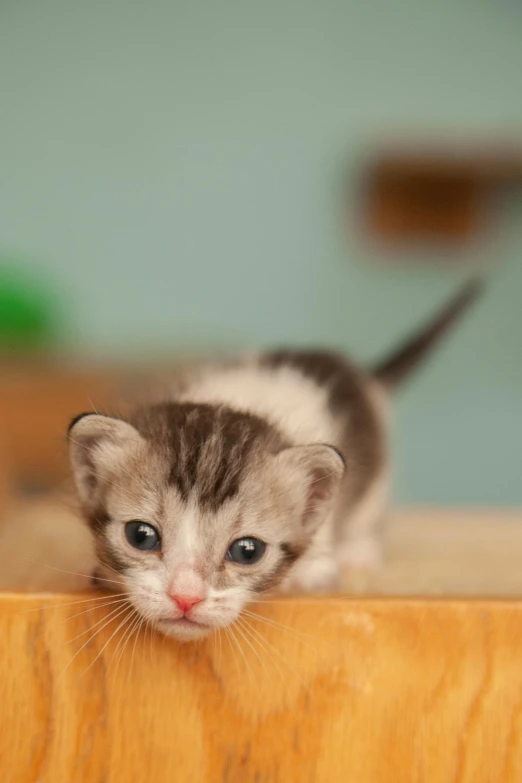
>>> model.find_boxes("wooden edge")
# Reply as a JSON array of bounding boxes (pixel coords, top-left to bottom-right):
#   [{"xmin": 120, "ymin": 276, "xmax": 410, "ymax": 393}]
[
  {"xmin": 3, "ymin": 590, "xmax": 522, "ymax": 605},
  {"xmin": 2, "ymin": 592, "xmax": 522, "ymax": 781}
]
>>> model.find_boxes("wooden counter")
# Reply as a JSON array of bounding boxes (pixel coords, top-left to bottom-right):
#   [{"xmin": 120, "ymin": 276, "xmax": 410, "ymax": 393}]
[
  {"xmin": 1, "ymin": 508, "xmax": 522, "ymax": 782},
  {"xmin": 1, "ymin": 591, "xmax": 522, "ymax": 782}
]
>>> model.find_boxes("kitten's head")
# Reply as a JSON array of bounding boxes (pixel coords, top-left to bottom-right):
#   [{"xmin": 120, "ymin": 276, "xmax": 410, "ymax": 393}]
[{"xmin": 68, "ymin": 403, "xmax": 344, "ymax": 641}]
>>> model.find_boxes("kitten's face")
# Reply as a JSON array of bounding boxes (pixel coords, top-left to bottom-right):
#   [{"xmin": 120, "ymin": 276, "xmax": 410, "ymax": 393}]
[{"xmin": 68, "ymin": 407, "xmax": 343, "ymax": 641}]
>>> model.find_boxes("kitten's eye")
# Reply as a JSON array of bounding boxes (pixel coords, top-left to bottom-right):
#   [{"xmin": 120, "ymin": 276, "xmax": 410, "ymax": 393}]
[
  {"xmin": 125, "ymin": 521, "xmax": 161, "ymax": 552},
  {"xmin": 226, "ymin": 537, "xmax": 266, "ymax": 565}
]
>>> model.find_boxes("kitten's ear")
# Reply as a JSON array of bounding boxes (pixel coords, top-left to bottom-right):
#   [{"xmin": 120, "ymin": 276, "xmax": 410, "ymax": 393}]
[
  {"xmin": 68, "ymin": 413, "xmax": 142, "ymax": 505},
  {"xmin": 275, "ymin": 444, "xmax": 345, "ymax": 530}
]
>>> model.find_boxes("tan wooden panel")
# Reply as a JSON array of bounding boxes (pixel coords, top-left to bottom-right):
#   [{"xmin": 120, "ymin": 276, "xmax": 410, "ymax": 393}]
[
  {"xmin": 1, "ymin": 593, "xmax": 522, "ymax": 782},
  {"xmin": 0, "ymin": 360, "xmax": 192, "ymax": 487},
  {"xmin": 0, "ymin": 365, "xmax": 125, "ymax": 484}
]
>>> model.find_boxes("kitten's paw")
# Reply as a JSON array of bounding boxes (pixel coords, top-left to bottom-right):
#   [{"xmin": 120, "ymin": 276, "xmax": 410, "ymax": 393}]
[
  {"xmin": 338, "ymin": 537, "xmax": 382, "ymax": 571},
  {"xmin": 279, "ymin": 559, "xmax": 340, "ymax": 594},
  {"xmin": 337, "ymin": 538, "xmax": 382, "ymax": 593}
]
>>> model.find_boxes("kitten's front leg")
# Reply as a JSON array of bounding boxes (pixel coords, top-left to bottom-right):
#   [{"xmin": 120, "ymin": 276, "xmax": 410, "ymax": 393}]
[
  {"xmin": 335, "ymin": 534, "xmax": 383, "ymax": 593},
  {"xmin": 278, "ymin": 550, "xmax": 340, "ymax": 595},
  {"xmin": 337, "ymin": 535, "xmax": 382, "ymax": 571},
  {"xmin": 334, "ymin": 472, "xmax": 389, "ymax": 586}
]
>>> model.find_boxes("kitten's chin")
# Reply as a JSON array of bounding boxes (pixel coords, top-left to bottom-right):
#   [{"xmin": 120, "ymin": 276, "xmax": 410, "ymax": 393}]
[{"xmin": 155, "ymin": 617, "xmax": 213, "ymax": 641}]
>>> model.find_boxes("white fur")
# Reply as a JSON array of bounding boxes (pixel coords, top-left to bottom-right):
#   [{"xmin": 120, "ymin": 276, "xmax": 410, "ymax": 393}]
[{"xmin": 180, "ymin": 363, "xmax": 340, "ymax": 446}]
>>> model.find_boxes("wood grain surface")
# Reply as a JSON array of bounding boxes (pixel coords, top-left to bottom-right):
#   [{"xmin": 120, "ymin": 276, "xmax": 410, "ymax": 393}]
[{"xmin": 1, "ymin": 593, "xmax": 522, "ymax": 782}]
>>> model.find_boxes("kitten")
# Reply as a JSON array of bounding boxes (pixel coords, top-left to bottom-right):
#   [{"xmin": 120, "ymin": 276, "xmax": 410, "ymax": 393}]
[{"xmin": 68, "ymin": 281, "xmax": 480, "ymax": 640}]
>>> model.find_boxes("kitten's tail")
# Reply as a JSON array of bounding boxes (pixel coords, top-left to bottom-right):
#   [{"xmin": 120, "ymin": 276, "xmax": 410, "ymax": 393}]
[{"xmin": 372, "ymin": 279, "xmax": 483, "ymax": 390}]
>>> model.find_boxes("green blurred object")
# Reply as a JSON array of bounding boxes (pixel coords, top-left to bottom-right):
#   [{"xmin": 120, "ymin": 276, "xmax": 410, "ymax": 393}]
[{"xmin": 0, "ymin": 261, "xmax": 61, "ymax": 353}]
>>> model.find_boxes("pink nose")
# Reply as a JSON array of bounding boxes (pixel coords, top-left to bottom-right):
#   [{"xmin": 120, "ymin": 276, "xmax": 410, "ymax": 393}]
[{"xmin": 169, "ymin": 594, "xmax": 204, "ymax": 614}]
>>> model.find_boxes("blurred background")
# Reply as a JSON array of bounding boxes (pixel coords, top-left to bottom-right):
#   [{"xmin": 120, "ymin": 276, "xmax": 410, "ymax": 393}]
[{"xmin": 0, "ymin": 0, "xmax": 521, "ymax": 516}]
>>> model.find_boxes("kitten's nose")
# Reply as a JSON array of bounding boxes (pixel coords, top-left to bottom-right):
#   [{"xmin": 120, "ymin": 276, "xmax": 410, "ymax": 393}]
[{"xmin": 169, "ymin": 594, "xmax": 204, "ymax": 614}]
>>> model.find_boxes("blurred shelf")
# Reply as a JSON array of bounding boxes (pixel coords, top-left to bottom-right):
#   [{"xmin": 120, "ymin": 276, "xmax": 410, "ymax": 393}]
[{"xmin": 361, "ymin": 142, "xmax": 522, "ymax": 246}]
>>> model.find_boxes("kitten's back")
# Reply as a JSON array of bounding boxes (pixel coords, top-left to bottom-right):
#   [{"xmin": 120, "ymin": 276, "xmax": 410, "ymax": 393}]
[{"xmin": 176, "ymin": 352, "xmax": 376, "ymax": 449}]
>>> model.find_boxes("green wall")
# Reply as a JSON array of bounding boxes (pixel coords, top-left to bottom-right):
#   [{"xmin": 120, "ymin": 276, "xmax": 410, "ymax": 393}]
[{"xmin": 1, "ymin": 1, "xmax": 521, "ymax": 504}]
